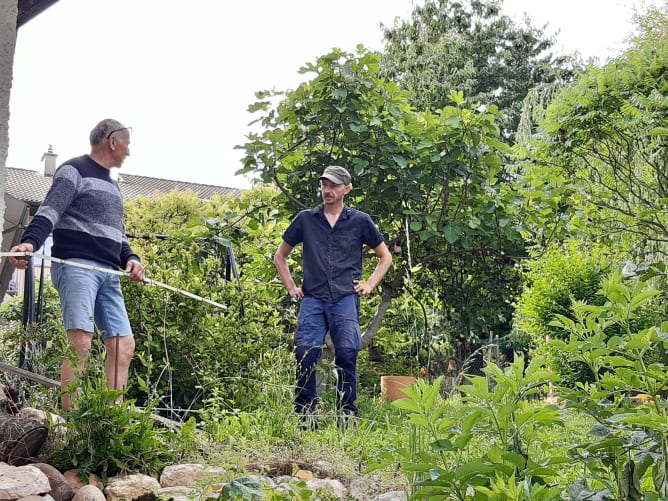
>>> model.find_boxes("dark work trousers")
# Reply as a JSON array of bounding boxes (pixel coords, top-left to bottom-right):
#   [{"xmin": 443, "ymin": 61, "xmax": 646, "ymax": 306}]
[
  {"xmin": 294, "ymin": 295, "xmax": 362, "ymax": 417},
  {"xmin": 334, "ymin": 347, "xmax": 359, "ymax": 415},
  {"xmin": 294, "ymin": 346, "xmax": 360, "ymax": 416}
]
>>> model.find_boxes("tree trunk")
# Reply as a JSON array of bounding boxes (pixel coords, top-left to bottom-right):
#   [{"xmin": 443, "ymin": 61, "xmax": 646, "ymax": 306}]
[{"xmin": 361, "ymin": 287, "xmax": 394, "ymax": 348}]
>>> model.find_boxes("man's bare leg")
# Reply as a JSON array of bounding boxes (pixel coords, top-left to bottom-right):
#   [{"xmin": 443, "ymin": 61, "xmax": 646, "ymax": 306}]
[
  {"xmin": 61, "ymin": 329, "xmax": 93, "ymax": 410},
  {"xmin": 104, "ymin": 335, "xmax": 135, "ymax": 396}
]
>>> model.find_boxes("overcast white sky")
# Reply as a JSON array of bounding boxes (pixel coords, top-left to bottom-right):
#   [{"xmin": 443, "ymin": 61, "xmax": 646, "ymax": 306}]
[{"xmin": 6, "ymin": 0, "xmax": 655, "ymax": 189}]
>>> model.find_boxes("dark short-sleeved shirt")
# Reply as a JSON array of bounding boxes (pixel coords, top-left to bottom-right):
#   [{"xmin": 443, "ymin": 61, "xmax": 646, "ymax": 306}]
[{"xmin": 282, "ymin": 204, "xmax": 384, "ymax": 302}]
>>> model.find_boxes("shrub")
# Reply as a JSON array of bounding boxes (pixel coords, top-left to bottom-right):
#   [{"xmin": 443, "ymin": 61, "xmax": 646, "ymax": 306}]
[
  {"xmin": 550, "ymin": 269, "xmax": 668, "ymax": 499},
  {"xmin": 122, "ymin": 189, "xmax": 290, "ymax": 413},
  {"xmin": 47, "ymin": 348, "xmax": 175, "ymax": 482},
  {"xmin": 511, "ymin": 241, "xmax": 613, "ymax": 386}
]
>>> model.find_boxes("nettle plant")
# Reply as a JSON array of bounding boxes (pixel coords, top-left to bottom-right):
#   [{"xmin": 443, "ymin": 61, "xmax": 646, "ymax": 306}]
[
  {"xmin": 369, "ymin": 268, "xmax": 668, "ymax": 500},
  {"xmin": 369, "ymin": 356, "xmax": 566, "ymax": 500},
  {"xmin": 550, "ymin": 270, "xmax": 668, "ymax": 500}
]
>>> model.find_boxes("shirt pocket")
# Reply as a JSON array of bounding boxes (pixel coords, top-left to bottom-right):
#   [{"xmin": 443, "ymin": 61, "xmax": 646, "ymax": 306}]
[{"xmin": 332, "ymin": 227, "xmax": 360, "ymax": 255}]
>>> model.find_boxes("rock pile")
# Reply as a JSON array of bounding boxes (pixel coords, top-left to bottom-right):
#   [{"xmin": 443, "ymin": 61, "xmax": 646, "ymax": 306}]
[
  {"xmin": 0, "ymin": 386, "xmax": 406, "ymax": 500},
  {"xmin": 0, "ymin": 461, "xmax": 407, "ymax": 501}
]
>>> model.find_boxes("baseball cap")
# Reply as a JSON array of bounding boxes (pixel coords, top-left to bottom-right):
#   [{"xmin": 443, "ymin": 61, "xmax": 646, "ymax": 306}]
[{"xmin": 319, "ymin": 165, "xmax": 351, "ymax": 185}]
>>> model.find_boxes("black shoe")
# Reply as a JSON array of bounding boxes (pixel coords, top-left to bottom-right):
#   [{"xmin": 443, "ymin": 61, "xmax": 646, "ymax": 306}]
[
  {"xmin": 336, "ymin": 413, "xmax": 357, "ymax": 430},
  {"xmin": 298, "ymin": 414, "xmax": 319, "ymax": 431}
]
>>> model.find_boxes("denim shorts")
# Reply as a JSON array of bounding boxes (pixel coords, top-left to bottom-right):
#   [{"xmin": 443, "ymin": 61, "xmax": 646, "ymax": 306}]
[
  {"xmin": 51, "ymin": 258, "xmax": 132, "ymax": 339},
  {"xmin": 295, "ymin": 294, "xmax": 361, "ymax": 350}
]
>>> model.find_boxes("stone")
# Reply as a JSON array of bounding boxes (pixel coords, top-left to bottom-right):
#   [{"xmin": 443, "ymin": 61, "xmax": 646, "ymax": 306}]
[
  {"xmin": 305, "ymin": 478, "xmax": 348, "ymax": 499},
  {"xmin": 373, "ymin": 491, "xmax": 408, "ymax": 501},
  {"xmin": 18, "ymin": 408, "xmax": 67, "ymax": 449},
  {"xmin": 0, "ymin": 464, "xmax": 51, "ymax": 499},
  {"xmin": 31, "ymin": 463, "xmax": 75, "ymax": 501},
  {"xmin": 17, "ymin": 408, "xmax": 66, "ymax": 427},
  {"xmin": 158, "ymin": 463, "xmax": 203, "ymax": 487},
  {"xmin": 63, "ymin": 470, "xmax": 103, "ymax": 492},
  {"xmin": 295, "ymin": 469, "xmax": 314, "ymax": 480},
  {"xmin": 159, "ymin": 463, "xmax": 226, "ymax": 487},
  {"xmin": 348, "ymin": 474, "xmax": 388, "ymax": 500},
  {"xmin": 311, "ymin": 460, "xmax": 335, "ymax": 477},
  {"xmin": 71, "ymin": 485, "xmax": 105, "ymax": 501},
  {"xmin": 104, "ymin": 473, "xmax": 161, "ymax": 501},
  {"xmin": 156, "ymin": 486, "xmax": 195, "ymax": 501}
]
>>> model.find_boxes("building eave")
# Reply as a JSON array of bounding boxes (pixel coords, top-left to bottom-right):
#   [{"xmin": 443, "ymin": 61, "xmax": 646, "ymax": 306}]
[{"xmin": 17, "ymin": 0, "xmax": 60, "ymax": 29}]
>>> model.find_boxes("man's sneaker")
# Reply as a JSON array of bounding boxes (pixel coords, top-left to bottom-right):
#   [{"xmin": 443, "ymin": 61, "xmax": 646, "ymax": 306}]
[
  {"xmin": 336, "ymin": 413, "xmax": 357, "ymax": 430},
  {"xmin": 298, "ymin": 414, "xmax": 319, "ymax": 431}
]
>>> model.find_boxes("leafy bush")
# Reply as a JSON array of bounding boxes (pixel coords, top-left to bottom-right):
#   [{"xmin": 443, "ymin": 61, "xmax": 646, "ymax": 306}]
[
  {"xmin": 511, "ymin": 241, "xmax": 613, "ymax": 386},
  {"xmin": 0, "ymin": 283, "xmax": 66, "ymax": 407},
  {"xmin": 513, "ymin": 241, "xmax": 611, "ymax": 346},
  {"xmin": 368, "ymin": 358, "xmax": 567, "ymax": 499},
  {"xmin": 122, "ymin": 189, "xmax": 291, "ymax": 413},
  {"xmin": 47, "ymin": 348, "xmax": 175, "ymax": 482},
  {"xmin": 368, "ymin": 267, "xmax": 668, "ymax": 498},
  {"xmin": 550, "ymin": 269, "xmax": 668, "ymax": 499}
]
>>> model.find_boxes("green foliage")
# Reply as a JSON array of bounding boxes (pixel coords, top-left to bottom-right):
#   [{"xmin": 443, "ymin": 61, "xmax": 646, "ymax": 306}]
[
  {"xmin": 513, "ymin": 245, "xmax": 668, "ymax": 388},
  {"xmin": 522, "ymin": 6, "xmax": 668, "ymax": 256},
  {"xmin": 364, "ymin": 290, "xmax": 434, "ymax": 375},
  {"xmin": 380, "ymin": 0, "xmax": 577, "ymax": 139},
  {"xmin": 239, "ymin": 46, "xmax": 529, "ymax": 359},
  {"xmin": 549, "ymin": 269, "xmax": 668, "ymax": 499},
  {"xmin": 199, "ymin": 344, "xmax": 303, "ymax": 446},
  {"xmin": 47, "ymin": 353, "xmax": 175, "ymax": 482},
  {"xmin": 0, "ymin": 278, "xmax": 61, "ymax": 324},
  {"xmin": 219, "ymin": 476, "xmax": 266, "ymax": 500},
  {"xmin": 517, "ymin": 243, "xmax": 609, "ymax": 344},
  {"xmin": 511, "ymin": 241, "xmax": 611, "ymax": 384},
  {"xmin": 218, "ymin": 476, "xmax": 313, "ymax": 501},
  {"xmin": 0, "ymin": 284, "xmax": 67, "ymax": 407},
  {"xmin": 122, "ymin": 189, "xmax": 291, "ymax": 412},
  {"xmin": 368, "ymin": 267, "xmax": 668, "ymax": 498},
  {"xmin": 368, "ymin": 357, "xmax": 566, "ymax": 499},
  {"xmin": 630, "ymin": 0, "xmax": 668, "ymax": 48}
]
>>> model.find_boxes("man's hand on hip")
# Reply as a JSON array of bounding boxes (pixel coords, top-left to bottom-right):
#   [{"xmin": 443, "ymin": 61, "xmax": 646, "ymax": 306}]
[{"xmin": 353, "ymin": 280, "xmax": 374, "ymax": 296}]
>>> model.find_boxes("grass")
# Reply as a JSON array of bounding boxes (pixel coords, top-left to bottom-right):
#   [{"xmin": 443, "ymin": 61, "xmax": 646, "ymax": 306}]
[
  {"xmin": 4, "ymin": 353, "xmax": 604, "ymax": 498},
  {"xmin": 0, "ymin": 323, "xmax": 597, "ymax": 496},
  {"xmin": 177, "ymin": 395, "xmax": 414, "ymax": 494}
]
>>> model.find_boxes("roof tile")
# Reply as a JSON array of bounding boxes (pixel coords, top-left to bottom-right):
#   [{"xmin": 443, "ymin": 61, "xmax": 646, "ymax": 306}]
[{"xmin": 5, "ymin": 167, "xmax": 241, "ymax": 202}]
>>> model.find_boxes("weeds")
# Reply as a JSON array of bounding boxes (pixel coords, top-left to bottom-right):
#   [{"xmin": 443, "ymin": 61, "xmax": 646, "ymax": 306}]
[{"xmin": 46, "ymin": 347, "xmax": 176, "ymax": 483}]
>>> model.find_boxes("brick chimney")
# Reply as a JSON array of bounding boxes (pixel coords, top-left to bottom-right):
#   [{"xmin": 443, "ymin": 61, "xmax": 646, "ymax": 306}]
[{"xmin": 41, "ymin": 144, "xmax": 57, "ymax": 177}]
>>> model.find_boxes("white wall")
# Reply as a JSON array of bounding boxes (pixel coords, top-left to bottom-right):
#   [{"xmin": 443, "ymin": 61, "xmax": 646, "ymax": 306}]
[{"xmin": 0, "ymin": 0, "xmax": 18, "ymax": 253}]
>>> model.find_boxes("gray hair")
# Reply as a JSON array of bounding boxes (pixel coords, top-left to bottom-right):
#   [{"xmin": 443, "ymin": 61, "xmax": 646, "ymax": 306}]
[{"xmin": 89, "ymin": 118, "xmax": 126, "ymax": 147}]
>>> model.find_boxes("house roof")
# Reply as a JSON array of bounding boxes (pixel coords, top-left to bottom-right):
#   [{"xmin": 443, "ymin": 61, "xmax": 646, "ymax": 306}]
[
  {"xmin": 5, "ymin": 167, "xmax": 241, "ymax": 204},
  {"xmin": 118, "ymin": 173, "xmax": 241, "ymax": 200}
]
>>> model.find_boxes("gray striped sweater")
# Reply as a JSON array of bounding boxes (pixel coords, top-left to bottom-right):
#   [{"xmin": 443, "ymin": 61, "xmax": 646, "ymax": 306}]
[{"xmin": 21, "ymin": 155, "xmax": 139, "ymax": 269}]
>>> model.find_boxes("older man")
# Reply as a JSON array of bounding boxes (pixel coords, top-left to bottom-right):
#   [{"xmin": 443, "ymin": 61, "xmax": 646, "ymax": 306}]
[{"xmin": 9, "ymin": 118, "xmax": 145, "ymax": 410}]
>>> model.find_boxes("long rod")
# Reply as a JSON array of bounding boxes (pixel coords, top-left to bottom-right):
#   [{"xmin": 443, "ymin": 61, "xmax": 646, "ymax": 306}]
[
  {"xmin": 1, "ymin": 252, "xmax": 228, "ymax": 310},
  {"xmin": 0, "ymin": 361, "xmax": 60, "ymax": 388}
]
